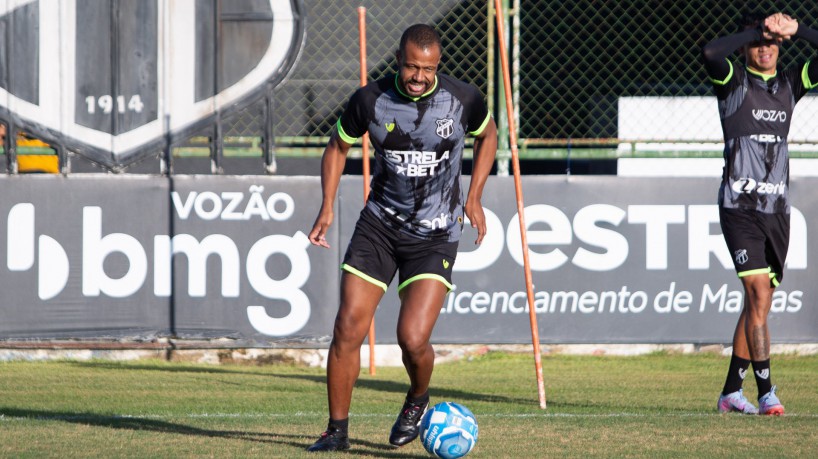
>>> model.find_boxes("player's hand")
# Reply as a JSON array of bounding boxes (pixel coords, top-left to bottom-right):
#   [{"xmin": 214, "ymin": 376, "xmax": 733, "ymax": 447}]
[
  {"xmin": 308, "ymin": 207, "xmax": 333, "ymax": 248},
  {"xmin": 464, "ymin": 200, "xmax": 486, "ymax": 245},
  {"xmin": 765, "ymin": 13, "xmax": 797, "ymax": 41}
]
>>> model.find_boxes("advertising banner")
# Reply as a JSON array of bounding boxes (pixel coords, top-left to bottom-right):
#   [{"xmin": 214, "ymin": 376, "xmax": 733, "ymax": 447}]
[
  {"xmin": 349, "ymin": 176, "xmax": 818, "ymax": 344},
  {"xmin": 168, "ymin": 176, "xmax": 338, "ymax": 345},
  {"xmin": 0, "ymin": 176, "xmax": 171, "ymax": 338},
  {"xmin": 1, "ymin": 175, "xmax": 816, "ymax": 345}
]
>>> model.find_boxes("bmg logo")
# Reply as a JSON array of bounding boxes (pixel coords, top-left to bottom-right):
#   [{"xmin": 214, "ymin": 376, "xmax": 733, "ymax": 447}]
[{"xmin": 6, "ymin": 201, "xmax": 312, "ymax": 336}]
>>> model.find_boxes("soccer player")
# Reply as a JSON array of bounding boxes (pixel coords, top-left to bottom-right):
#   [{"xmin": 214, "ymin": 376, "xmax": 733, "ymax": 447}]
[
  {"xmin": 306, "ymin": 24, "xmax": 497, "ymax": 451},
  {"xmin": 702, "ymin": 12, "xmax": 818, "ymax": 415}
]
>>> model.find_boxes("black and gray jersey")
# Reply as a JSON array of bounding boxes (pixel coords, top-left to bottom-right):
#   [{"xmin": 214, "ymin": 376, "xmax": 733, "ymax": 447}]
[
  {"xmin": 703, "ymin": 25, "xmax": 818, "ymax": 213},
  {"xmin": 711, "ymin": 63, "xmax": 814, "ymax": 213},
  {"xmin": 337, "ymin": 73, "xmax": 491, "ymax": 242}
]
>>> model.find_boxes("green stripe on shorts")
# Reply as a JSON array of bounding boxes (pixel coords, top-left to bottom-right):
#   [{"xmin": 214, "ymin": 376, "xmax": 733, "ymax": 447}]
[
  {"xmin": 342, "ymin": 264, "xmax": 388, "ymax": 292},
  {"xmin": 397, "ymin": 273, "xmax": 454, "ymax": 294}
]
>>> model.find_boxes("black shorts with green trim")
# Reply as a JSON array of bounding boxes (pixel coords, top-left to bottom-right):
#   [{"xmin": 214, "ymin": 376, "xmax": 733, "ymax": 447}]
[
  {"xmin": 719, "ymin": 207, "xmax": 790, "ymax": 287},
  {"xmin": 341, "ymin": 208, "xmax": 458, "ymax": 293}
]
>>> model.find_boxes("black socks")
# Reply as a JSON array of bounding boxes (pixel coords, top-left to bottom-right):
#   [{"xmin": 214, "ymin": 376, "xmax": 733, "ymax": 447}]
[
  {"xmin": 722, "ymin": 354, "xmax": 751, "ymax": 395},
  {"xmin": 722, "ymin": 355, "xmax": 773, "ymax": 398},
  {"xmin": 407, "ymin": 390, "xmax": 430, "ymax": 406},
  {"xmin": 328, "ymin": 417, "xmax": 349, "ymax": 434},
  {"xmin": 752, "ymin": 359, "xmax": 772, "ymax": 397}
]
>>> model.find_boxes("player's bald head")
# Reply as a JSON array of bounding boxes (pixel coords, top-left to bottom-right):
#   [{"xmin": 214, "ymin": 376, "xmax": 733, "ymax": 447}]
[{"xmin": 399, "ymin": 24, "xmax": 441, "ymax": 55}]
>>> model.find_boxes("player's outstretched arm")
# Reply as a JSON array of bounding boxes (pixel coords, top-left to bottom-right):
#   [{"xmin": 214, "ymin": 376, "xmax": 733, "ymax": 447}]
[
  {"xmin": 309, "ymin": 132, "xmax": 352, "ymax": 248},
  {"xmin": 464, "ymin": 117, "xmax": 497, "ymax": 245},
  {"xmin": 701, "ymin": 27, "xmax": 761, "ymax": 80}
]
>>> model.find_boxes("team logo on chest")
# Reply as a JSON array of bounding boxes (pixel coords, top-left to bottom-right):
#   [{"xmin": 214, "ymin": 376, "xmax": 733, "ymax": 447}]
[{"xmin": 436, "ymin": 118, "xmax": 455, "ymax": 139}]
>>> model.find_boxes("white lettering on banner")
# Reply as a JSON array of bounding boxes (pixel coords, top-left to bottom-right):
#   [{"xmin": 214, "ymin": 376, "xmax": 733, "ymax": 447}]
[
  {"xmin": 442, "ymin": 283, "xmax": 803, "ymax": 315},
  {"xmin": 5, "ymin": 197, "xmax": 810, "ymax": 335},
  {"xmin": 457, "ymin": 209, "xmax": 506, "ymax": 271},
  {"xmin": 455, "ymin": 204, "xmax": 807, "ymax": 272},
  {"xmin": 171, "ymin": 187, "xmax": 295, "ymax": 221},
  {"xmin": 505, "ymin": 204, "xmax": 573, "ymax": 271},
  {"xmin": 153, "ymin": 234, "xmax": 240, "ymax": 297},
  {"xmin": 245, "ymin": 233, "xmax": 312, "ymax": 336},
  {"xmin": 572, "ymin": 204, "xmax": 628, "ymax": 271},
  {"xmin": 687, "ymin": 205, "xmax": 733, "ymax": 270},
  {"xmin": 83, "ymin": 207, "xmax": 148, "ymax": 298},
  {"xmin": 7, "ymin": 196, "xmax": 310, "ymax": 337},
  {"xmin": 7, "ymin": 203, "xmax": 70, "ymax": 300},
  {"xmin": 627, "ymin": 205, "xmax": 686, "ymax": 270}
]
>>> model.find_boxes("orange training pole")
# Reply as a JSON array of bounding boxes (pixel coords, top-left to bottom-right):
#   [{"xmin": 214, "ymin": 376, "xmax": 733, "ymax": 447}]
[
  {"xmin": 494, "ymin": 0, "xmax": 546, "ymax": 408},
  {"xmin": 358, "ymin": 6, "xmax": 376, "ymax": 376}
]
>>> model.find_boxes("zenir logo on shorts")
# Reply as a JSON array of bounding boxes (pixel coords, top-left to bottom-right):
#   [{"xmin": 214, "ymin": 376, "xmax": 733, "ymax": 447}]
[
  {"xmin": 436, "ymin": 119, "xmax": 454, "ymax": 139},
  {"xmin": 734, "ymin": 249, "xmax": 749, "ymax": 265}
]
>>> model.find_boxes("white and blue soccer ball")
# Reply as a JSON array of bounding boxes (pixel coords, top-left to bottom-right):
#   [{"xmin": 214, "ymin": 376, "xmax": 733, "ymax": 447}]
[{"xmin": 419, "ymin": 401, "xmax": 478, "ymax": 459}]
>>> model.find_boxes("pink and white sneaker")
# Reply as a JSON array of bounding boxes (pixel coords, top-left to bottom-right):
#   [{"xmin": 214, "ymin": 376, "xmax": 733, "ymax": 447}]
[
  {"xmin": 717, "ymin": 389, "xmax": 759, "ymax": 414},
  {"xmin": 758, "ymin": 386, "xmax": 785, "ymax": 416}
]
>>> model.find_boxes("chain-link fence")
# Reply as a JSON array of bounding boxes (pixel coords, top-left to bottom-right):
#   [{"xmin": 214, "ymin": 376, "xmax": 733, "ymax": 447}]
[
  {"xmin": 268, "ymin": 0, "xmax": 488, "ymax": 148},
  {"xmin": 252, "ymin": 0, "xmax": 818, "ymax": 161},
  {"xmin": 518, "ymin": 0, "xmax": 818, "ymax": 154},
  {"xmin": 5, "ymin": 0, "xmax": 818, "ymax": 173}
]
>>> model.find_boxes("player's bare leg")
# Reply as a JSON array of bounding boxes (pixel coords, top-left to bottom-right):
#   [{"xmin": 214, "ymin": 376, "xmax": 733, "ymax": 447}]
[
  {"xmin": 741, "ymin": 274, "xmax": 772, "ymax": 361},
  {"xmin": 740, "ymin": 274, "xmax": 784, "ymax": 414},
  {"xmin": 308, "ymin": 273, "xmax": 383, "ymax": 452},
  {"xmin": 397, "ymin": 278, "xmax": 447, "ymax": 396},
  {"xmin": 718, "ymin": 285, "xmax": 759, "ymax": 414},
  {"xmin": 328, "ymin": 273, "xmax": 384, "ymax": 418},
  {"xmin": 719, "ymin": 273, "xmax": 773, "ymax": 414},
  {"xmin": 388, "ymin": 278, "xmax": 448, "ymax": 446}
]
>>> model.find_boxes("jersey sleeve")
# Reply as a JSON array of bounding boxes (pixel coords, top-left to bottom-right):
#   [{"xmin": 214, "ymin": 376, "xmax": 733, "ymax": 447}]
[
  {"xmin": 463, "ymin": 84, "xmax": 491, "ymax": 136},
  {"xmin": 701, "ymin": 28, "xmax": 761, "ymax": 86},
  {"xmin": 336, "ymin": 88, "xmax": 370, "ymax": 144},
  {"xmin": 794, "ymin": 24, "xmax": 818, "ymax": 92}
]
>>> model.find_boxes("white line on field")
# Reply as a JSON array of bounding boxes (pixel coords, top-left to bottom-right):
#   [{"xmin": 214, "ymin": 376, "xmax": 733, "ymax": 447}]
[{"xmin": 2, "ymin": 412, "xmax": 818, "ymax": 421}]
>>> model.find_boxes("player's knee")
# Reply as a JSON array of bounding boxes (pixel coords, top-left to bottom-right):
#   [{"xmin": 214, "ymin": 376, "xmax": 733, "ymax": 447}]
[
  {"xmin": 397, "ymin": 334, "xmax": 430, "ymax": 357},
  {"xmin": 331, "ymin": 316, "xmax": 367, "ymax": 347}
]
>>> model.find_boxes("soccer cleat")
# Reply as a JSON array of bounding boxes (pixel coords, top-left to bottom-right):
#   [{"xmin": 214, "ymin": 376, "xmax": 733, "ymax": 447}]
[
  {"xmin": 389, "ymin": 397, "xmax": 429, "ymax": 447},
  {"xmin": 306, "ymin": 427, "xmax": 350, "ymax": 452},
  {"xmin": 758, "ymin": 385, "xmax": 785, "ymax": 416},
  {"xmin": 717, "ymin": 389, "xmax": 759, "ymax": 414}
]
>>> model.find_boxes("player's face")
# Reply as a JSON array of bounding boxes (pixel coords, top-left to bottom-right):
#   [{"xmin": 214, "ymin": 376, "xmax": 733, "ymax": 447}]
[
  {"xmin": 744, "ymin": 38, "xmax": 779, "ymax": 75},
  {"xmin": 396, "ymin": 41, "xmax": 441, "ymax": 97}
]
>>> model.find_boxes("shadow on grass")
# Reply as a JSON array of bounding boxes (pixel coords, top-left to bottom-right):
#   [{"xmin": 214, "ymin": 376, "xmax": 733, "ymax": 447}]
[
  {"xmin": 67, "ymin": 361, "xmax": 275, "ymax": 377},
  {"xmin": 66, "ymin": 361, "xmax": 536, "ymax": 407},
  {"xmin": 64, "ymin": 361, "xmax": 691, "ymax": 413},
  {"xmin": 277, "ymin": 372, "xmax": 540, "ymax": 407},
  {"xmin": 0, "ymin": 407, "xmax": 427, "ymax": 458}
]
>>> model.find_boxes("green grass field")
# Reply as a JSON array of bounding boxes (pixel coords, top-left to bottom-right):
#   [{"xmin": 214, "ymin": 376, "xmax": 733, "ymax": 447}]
[{"xmin": 1, "ymin": 352, "xmax": 817, "ymax": 458}]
